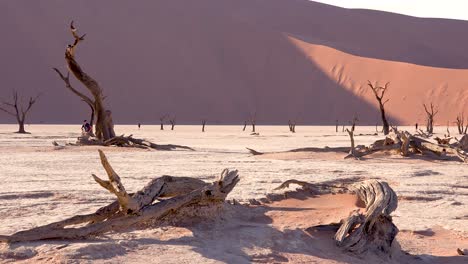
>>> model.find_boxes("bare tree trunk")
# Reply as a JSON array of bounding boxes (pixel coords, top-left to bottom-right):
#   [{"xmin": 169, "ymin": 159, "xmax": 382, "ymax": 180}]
[
  {"xmin": 336, "ymin": 120, "xmax": 339, "ymax": 132},
  {"xmin": 456, "ymin": 113, "xmax": 465, "ymax": 134},
  {"xmin": 242, "ymin": 121, "xmax": 247, "ymax": 131},
  {"xmin": 423, "ymin": 103, "xmax": 438, "ymax": 134},
  {"xmin": 0, "ymin": 91, "xmax": 40, "ymax": 134},
  {"xmin": 345, "ymin": 128, "xmax": 355, "ymax": 158},
  {"xmin": 368, "ymin": 81, "xmax": 390, "ymax": 135},
  {"xmin": 59, "ymin": 22, "xmax": 114, "ymax": 141},
  {"xmin": 18, "ymin": 121, "xmax": 26, "ymax": 134},
  {"xmin": 202, "ymin": 120, "xmax": 206, "ymax": 132}
]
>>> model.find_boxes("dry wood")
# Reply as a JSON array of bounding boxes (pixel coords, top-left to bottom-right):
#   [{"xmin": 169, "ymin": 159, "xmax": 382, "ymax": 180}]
[
  {"xmin": 334, "ymin": 180, "xmax": 398, "ymax": 255},
  {"xmin": 423, "ymin": 103, "xmax": 438, "ymax": 134},
  {"xmin": 344, "ymin": 128, "xmax": 357, "ymax": 159},
  {"xmin": 169, "ymin": 117, "xmax": 176, "ymax": 130},
  {"xmin": 0, "ymin": 91, "xmax": 40, "ymax": 133},
  {"xmin": 62, "ymin": 21, "xmax": 115, "ymax": 140},
  {"xmin": 0, "ymin": 151, "xmax": 238, "ymax": 242},
  {"xmin": 368, "ymin": 81, "xmax": 390, "ymax": 135},
  {"xmin": 202, "ymin": 119, "xmax": 207, "ymax": 132},
  {"xmin": 53, "ymin": 22, "xmax": 191, "ymax": 150},
  {"xmin": 274, "ymin": 179, "xmax": 398, "ymax": 256}
]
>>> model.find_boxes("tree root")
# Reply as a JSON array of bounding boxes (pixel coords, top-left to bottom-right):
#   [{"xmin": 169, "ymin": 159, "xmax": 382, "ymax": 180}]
[
  {"xmin": 273, "ymin": 179, "xmax": 399, "ymax": 256},
  {"xmin": 0, "ymin": 150, "xmax": 238, "ymax": 242}
]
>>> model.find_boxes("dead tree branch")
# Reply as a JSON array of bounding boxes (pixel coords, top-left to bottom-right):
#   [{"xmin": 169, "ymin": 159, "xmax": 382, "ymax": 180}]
[{"xmin": 0, "ymin": 150, "xmax": 238, "ymax": 242}]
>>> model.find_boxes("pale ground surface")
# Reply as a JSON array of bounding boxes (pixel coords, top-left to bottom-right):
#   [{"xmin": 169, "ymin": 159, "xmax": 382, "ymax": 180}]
[{"xmin": 0, "ymin": 124, "xmax": 466, "ymax": 263}]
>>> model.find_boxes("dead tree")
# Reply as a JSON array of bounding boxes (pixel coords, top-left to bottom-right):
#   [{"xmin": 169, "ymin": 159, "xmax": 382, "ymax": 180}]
[
  {"xmin": 0, "ymin": 91, "xmax": 40, "ymax": 134},
  {"xmin": 53, "ymin": 21, "xmax": 115, "ymax": 141},
  {"xmin": 53, "ymin": 22, "xmax": 191, "ymax": 151},
  {"xmin": 336, "ymin": 120, "xmax": 339, "ymax": 132},
  {"xmin": 250, "ymin": 113, "xmax": 257, "ymax": 133},
  {"xmin": 202, "ymin": 119, "xmax": 207, "ymax": 132},
  {"xmin": 159, "ymin": 115, "xmax": 168, "ymax": 130},
  {"xmin": 350, "ymin": 116, "xmax": 358, "ymax": 132},
  {"xmin": 288, "ymin": 120, "xmax": 296, "ymax": 133},
  {"xmin": 242, "ymin": 121, "xmax": 247, "ymax": 131},
  {"xmin": 345, "ymin": 128, "xmax": 356, "ymax": 158},
  {"xmin": 0, "ymin": 150, "xmax": 239, "ymax": 242},
  {"xmin": 169, "ymin": 117, "xmax": 176, "ymax": 130},
  {"xmin": 456, "ymin": 113, "xmax": 468, "ymax": 134},
  {"xmin": 423, "ymin": 103, "xmax": 438, "ymax": 134},
  {"xmin": 368, "ymin": 81, "xmax": 390, "ymax": 135}
]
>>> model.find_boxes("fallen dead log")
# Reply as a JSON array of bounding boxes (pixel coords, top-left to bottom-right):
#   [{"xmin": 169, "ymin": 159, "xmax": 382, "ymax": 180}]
[
  {"xmin": 0, "ymin": 150, "xmax": 238, "ymax": 242},
  {"xmin": 246, "ymin": 147, "xmax": 349, "ymax": 156}
]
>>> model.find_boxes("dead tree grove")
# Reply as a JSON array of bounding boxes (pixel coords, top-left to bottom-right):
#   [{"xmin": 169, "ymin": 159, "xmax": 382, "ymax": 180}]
[
  {"xmin": 368, "ymin": 81, "xmax": 390, "ymax": 135},
  {"xmin": 423, "ymin": 103, "xmax": 438, "ymax": 134},
  {"xmin": 0, "ymin": 91, "xmax": 40, "ymax": 134}
]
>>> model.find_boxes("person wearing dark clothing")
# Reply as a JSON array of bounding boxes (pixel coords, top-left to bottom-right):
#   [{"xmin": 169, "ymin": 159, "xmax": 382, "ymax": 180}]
[{"xmin": 82, "ymin": 120, "xmax": 91, "ymax": 133}]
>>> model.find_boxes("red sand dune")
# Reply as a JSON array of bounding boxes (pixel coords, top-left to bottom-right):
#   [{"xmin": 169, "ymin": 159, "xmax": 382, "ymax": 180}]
[{"xmin": 0, "ymin": 0, "xmax": 467, "ymax": 125}]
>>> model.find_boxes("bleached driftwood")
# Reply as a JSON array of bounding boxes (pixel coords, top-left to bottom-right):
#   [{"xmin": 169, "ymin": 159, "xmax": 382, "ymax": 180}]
[
  {"xmin": 0, "ymin": 150, "xmax": 238, "ymax": 242},
  {"xmin": 274, "ymin": 179, "xmax": 398, "ymax": 255},
  {"xmin": 334, "ymin": 180, "xmax": 398, "ymax": 255}
]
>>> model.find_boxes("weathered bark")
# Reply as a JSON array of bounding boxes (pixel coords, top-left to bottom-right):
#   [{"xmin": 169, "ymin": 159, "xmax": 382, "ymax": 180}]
[
  {"xmin": 0, "ymin": 91, "xmax": 40, "ymax": 134},
  {"xmin": 368, "ymin": 81, "xmax": 390, "ymax": 135},
  {"xmin": 345, "ymin": 128, "xmax": 356, "ymax": 158},
  {"xmin": 334, "ymin": 180, "xmax": 398, "ymax": 255},
  {"xmin": 62, "ymin": 21, "xmax": 115, "ymax": 141},
  {"xmin": 423, "ymin": 103, "xmax": 438, "ymax": 134},
  {"xmin": 275, "ymin": 179, "xmax": 399, "ymax": 256},
  {"xmin": 0, "ymin": 150, "xmax": 239, "ymax": 242},
  {"xmin": 18, "ymin": 121, "xmax": 26, "ymax": 134}
]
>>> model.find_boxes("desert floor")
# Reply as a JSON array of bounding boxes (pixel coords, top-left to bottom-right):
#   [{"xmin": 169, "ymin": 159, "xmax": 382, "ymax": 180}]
[{"xmin": 0, "ymin": 125, "xmax": 466, "ymax": 263}]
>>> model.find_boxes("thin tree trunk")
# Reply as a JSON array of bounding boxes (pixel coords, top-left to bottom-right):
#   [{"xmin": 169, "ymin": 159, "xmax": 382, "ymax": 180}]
[
  {"xmin": 18, "ymin": 121, "xmax": 26, "ymax": 134},
  {"xmin": 379, "ymin": 103, "xmax": 390, "ymax": 135}
]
